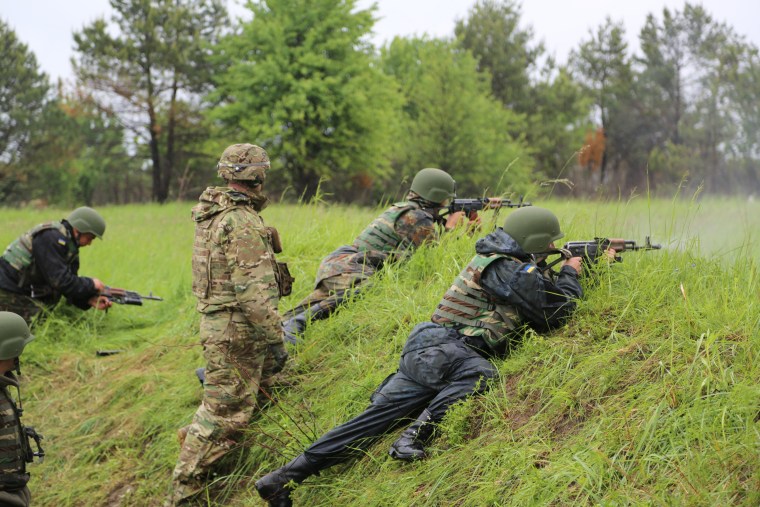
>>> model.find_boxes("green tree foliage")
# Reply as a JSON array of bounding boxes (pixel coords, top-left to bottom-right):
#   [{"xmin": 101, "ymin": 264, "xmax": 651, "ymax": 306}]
[
  {"xmin": 0, "ymin": 20, "xmax": 50, "ymax": 202},
  {"xmin": 636, "ymin": 3, "xmax": 755, "ymax": 193},
  {"xmin": 729, "ymin": 48, "xmax": 760, "ymax": 191},
  {"xmin": 454, "ymin": 0, "xmax": 541, "ymax": 111},
  {"xmin": 381, "ymin": 37, "xmax": 532, "ymax": 196},
  {"xmin": 209, "ymin": 0, "xmax": 401, "ymax": 201},
  {"xmin": 524, "ymin": 66, "xmax": 591, "ymax": 188},
  {"xmin": 571, "ymin": 17, "xmax": 635, "ymax": 189},
  {"xmin": 455, "ymin": 1, "xmax": 587, "ymax": 191},
  {"xmin": 72, "ymin": 0, "xmax": 227, "ymax": 203},
  {"xmin": 18, "ymin": 86, "xmax": 140, "ymax": 206}
]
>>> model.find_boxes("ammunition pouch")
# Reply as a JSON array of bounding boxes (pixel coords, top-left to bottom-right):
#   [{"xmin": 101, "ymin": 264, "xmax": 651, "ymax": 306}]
[
  {"xmin": 267, "ymin": 227, "xmax": 283, "ymax": 254},
  {"xmin": 0, "ymin": 472, "xmax": 30, "ymax": 491},
  {"xmin": 275, "ymin": 262, "xmax": 294, "ymax": 297}
]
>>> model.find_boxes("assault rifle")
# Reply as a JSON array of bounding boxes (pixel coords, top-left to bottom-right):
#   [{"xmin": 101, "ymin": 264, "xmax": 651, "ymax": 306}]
[
  {"xmin": 542, "ymin": 236, "xmax": 661, "ymax": 272},
  {"xmin": 446, "ymin": 197, "xmax": 532, "ymax": 216},
  {"xmin": 102, "ymin": 286, "xmax": 163, "ymax": 306},
  {"xmin": 441, "ymin": 197, "xmax": 531, "ymax": 218},
  {"xmin": 563, "ymin": 236, "xmax": 662, "ymax": 263}
]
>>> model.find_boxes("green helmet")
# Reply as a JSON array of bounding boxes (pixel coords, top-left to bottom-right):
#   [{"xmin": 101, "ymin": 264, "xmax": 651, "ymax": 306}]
[
  {"xmin": 217, "ymin": 144, "xmax": 270, "ymax": 184},
  {"xmin": 502, "ymin": 207, "xmax": 564, "ymax": 253},
  {"xmin": 67, "ymin": 207, "xmax": 106, "ymax": 239},
  {"xmin": 0, "ymin": 312, "xmax": 34, "ymax": 360},
  {"xmin": 410, "ymin": 168, "xmax": 456, "ymax": 204}
]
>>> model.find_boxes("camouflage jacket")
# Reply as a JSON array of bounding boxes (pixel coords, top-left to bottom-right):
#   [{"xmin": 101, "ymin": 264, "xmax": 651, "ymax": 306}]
[
  {"xmin": 314, "ymin": 201, "xmax": 438, "ymax": 285},
  {"xmin": 0, "ymin": 374, "xmax": 29, "ymax": 490},
  {"xmin": 191, "ymin": 187, "xmax": 282, "ymax": 345}
]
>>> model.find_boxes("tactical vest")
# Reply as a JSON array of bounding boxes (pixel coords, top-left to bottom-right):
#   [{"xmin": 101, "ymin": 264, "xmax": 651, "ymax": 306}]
[
  {"xmin": 352, "ymin": 202, "xmax": 419, "ymax": 254},
  {"xmin": 0, "ymin": 386, "xmax": 28, "ymax": 490},
  {"xmin": 431, "ymin": 253, "xmax": 520, "ymax": 350},
  {"xmin": 192, "ymin": 206, "xmax": 286, "ymax": 309},
  {"xmin": 2, "ymin": 222, "xmax": 78, "ymax": 287}
]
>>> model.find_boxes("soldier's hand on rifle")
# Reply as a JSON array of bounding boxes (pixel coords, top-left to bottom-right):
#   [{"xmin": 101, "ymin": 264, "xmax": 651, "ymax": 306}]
[
  {"xmin": 444, "ymin": 210, "xmax": 467, "ymax": 231},
  {"xmin": 562, "ymin": 256, "xmax": 582, "ymax": 274},
  {"xmin": 88, "ymin": 278, "xmax": 113, "ymax": 310},
  {"xmin": 88, "ymin": 294, "xmax": 112, "ymax": 310},
  {"xmin": 269, "ymin": 342, "xmax": 288, "ymax": 374},
  {"xmin": 602, "ymin": 248, "xmax": 617, "ymax": 263}
]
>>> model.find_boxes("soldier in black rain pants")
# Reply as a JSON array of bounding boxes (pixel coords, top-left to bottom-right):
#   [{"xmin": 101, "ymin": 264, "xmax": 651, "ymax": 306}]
[{"xmin": 256, "ymin": 207, "xmax": 610, "ymax": 507}]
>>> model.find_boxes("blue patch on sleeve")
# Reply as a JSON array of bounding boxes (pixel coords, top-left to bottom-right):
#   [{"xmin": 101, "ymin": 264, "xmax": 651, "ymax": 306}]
[
  {"xmin": 522, "ymin": 264, "xmax": 536, "ymax": 273},
  {"xmin": 57, "ymin": 239, "xmax": 67, "ymax": 246}
]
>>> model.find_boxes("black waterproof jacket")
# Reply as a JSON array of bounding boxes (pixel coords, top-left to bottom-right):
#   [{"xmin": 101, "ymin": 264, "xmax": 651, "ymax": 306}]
[
  {"xmin": 0, "ymin": 221, "xmax": 97, "ymax": 309},
  {"xmin": 475, "ymin": 228, "xmax": 583, "ymax": 332}
]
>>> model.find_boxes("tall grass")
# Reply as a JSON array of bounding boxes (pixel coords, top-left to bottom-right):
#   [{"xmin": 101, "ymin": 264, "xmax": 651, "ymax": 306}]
[{"xmin": 1, "ymin": 196, "xmax": 757, "ymax": 506}]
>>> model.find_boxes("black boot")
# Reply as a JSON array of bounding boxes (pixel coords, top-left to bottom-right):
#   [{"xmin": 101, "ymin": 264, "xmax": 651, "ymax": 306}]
[
  {"xmin": 389, "ymin": 409, "xmax": 435, "ymax": 462},
  {"xmin": 195, "ymin": 367, "xmax": 206, "ymax": 385},
  {"xmin": 282, "ymin": 315, "xmax": 307, "ymax": 345},
  {"xmin": 255, "ymin": 454, "xmax": 316, "ymax": 507}
]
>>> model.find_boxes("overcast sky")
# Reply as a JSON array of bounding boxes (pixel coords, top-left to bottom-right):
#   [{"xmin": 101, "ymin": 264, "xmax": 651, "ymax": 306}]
[{"xmin": 2, "ymin": 0, "xmax": 759, "ymax": 83}]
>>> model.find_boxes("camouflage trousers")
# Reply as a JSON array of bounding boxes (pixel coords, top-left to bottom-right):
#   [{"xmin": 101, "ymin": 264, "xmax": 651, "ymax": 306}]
[
  {"xmin": 281, "ymin": 273, "xmax": 370, "ymax": 344},
  {"xmin": 171, "ymin": 310, "xmax": 278, "ymax": 504},
  {"xmin": 0, "ymin": 289, "xmax": 46, "ymax": 325}
]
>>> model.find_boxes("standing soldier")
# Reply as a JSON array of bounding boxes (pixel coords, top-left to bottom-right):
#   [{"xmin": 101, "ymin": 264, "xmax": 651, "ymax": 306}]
[
  {"xmin": 0, "ymin": 207, "xmax": 112, "ymax": 323},
  {"xmin": 171, "ymin": 144, "xmax": 290, "ymax": 504},
  {"xmin": 282, "ymin": 168, "xmax": 475, "ymax": 344},
  {"xmin": 0, "ymin": 312, "xmax": 43, "ymax": 507},
  {"xmin": 255, "ymin": 207, "xmax": 613, "ymax": 506}
]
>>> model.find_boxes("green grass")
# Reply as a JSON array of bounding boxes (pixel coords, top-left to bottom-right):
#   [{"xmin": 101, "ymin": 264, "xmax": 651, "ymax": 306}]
[{"xmin": 1, "ymin": 196, "xmax": 758, "ymax": 506}]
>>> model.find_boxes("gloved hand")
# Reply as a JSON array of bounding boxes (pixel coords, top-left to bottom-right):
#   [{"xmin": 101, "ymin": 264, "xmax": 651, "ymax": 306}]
[{"xmin": 269, "ymin": 342, "xmax": 289, "ymax": 374}]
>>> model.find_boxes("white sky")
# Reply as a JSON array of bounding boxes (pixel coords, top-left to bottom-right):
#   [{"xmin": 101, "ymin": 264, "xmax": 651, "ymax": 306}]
[{"xmin": 1, "ymin": 0, "xmax": 759, "ymax": 83}]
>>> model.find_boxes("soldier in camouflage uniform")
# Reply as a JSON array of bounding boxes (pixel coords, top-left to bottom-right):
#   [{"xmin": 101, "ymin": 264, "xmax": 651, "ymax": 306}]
[
  {"xmin": 282, "ymin": 168, "xmax": 474, "ymax": 344},
  {"xmin": 0, "ymin": 207, "xmax": 111, "ymax": 323},
  {"xmin": 0, "ymin": 312, "xmax": 43, "ymax": 507},
  {"xmin": 256, "ymin": 207, "xmax": 612, "ymax": 507},
  {"xmin": 171, "ymin": 144, "xmax": 291, "ymax": 504}
]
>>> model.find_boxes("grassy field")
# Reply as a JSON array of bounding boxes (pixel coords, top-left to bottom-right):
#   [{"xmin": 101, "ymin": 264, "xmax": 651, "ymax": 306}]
[{"xmin": 0, "ymin": 195, "xmax": 758, "ymax": 506}]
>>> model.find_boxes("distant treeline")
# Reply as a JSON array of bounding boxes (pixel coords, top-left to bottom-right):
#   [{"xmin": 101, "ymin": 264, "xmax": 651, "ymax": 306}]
[{"xmin": 1, "ymin": 0, "xmax": 759, "ymax": 207}]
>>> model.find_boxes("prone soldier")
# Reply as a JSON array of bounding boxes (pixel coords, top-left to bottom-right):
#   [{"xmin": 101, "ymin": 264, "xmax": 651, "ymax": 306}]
[{"xmin": 256, "ymin": 207, "xmax": 615, "ymax": 506}]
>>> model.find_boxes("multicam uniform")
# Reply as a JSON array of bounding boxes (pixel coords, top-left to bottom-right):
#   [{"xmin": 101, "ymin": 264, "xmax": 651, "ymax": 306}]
[
  {"xmin": 0, "ymin": 221, "xmax": 98, "ymax": 323},
  {"xmin": 257, "ymin": 228, "xmax": 583, "ymax": 493},
  {"xmin": 282, "ymin": 200, "xmax": 438, "ymax": 343},
  {"xmin": 172, "ymin": 186, "xmax": 287, "ymax": 503},
  {"xmin": 0, "ymin": 373, "xmax": 32, "ymax": 507}
]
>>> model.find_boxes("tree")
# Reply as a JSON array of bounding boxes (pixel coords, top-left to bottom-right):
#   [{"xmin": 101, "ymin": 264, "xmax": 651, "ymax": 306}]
[
  {"xmin": 636, "ymin": 3, "xmax": 750, "ymax": 193},
  {"xmin": 381, "ymin": 37, "xmax": 532, "ymax": 196},
  {"xmin": 209, "ymin": 0, "xmax": 401, "ymax": 201},
  {"xmin": 455, "ymin": 1, "xmax": 587, "ymax": 190},
  {"xmin": 570, "ymin": 17, "xmax": 634, "ymax": 188},
  {"xmin": 73, "ymin": 0, "xmax": 227, "ymax": 203},
  {"xmin": 454, "ymin": 0, "xmax": 542, "ymax": 112},
  {"xmin": 0, "ymin": 20, "xmax": 50, "ymax": 202}
]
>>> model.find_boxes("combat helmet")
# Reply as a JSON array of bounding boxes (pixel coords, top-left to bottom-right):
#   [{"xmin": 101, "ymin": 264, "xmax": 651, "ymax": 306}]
[
  {"xmin": 217, "ymin": 144, "xmax": 270, "ymax": 184},
  {"xmin": 410, "ymin": 168, "xmax": 456, "ymax": 204},
  {"xmin": 0, "ymin": 312, "xmax": 34, "ymax": 360},
  {"xmin": 67, "ymin": 207, "xmax": 106, "ymax": 239},
  {"xmin": 502, "ymin": 207, "xmax": 563, "ymax": 253}
]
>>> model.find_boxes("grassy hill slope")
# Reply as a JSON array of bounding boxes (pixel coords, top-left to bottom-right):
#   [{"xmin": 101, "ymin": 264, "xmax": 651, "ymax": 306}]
[{"xmin": 2, "ymin": 197, "xmax": 757, "ymax": 506}]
